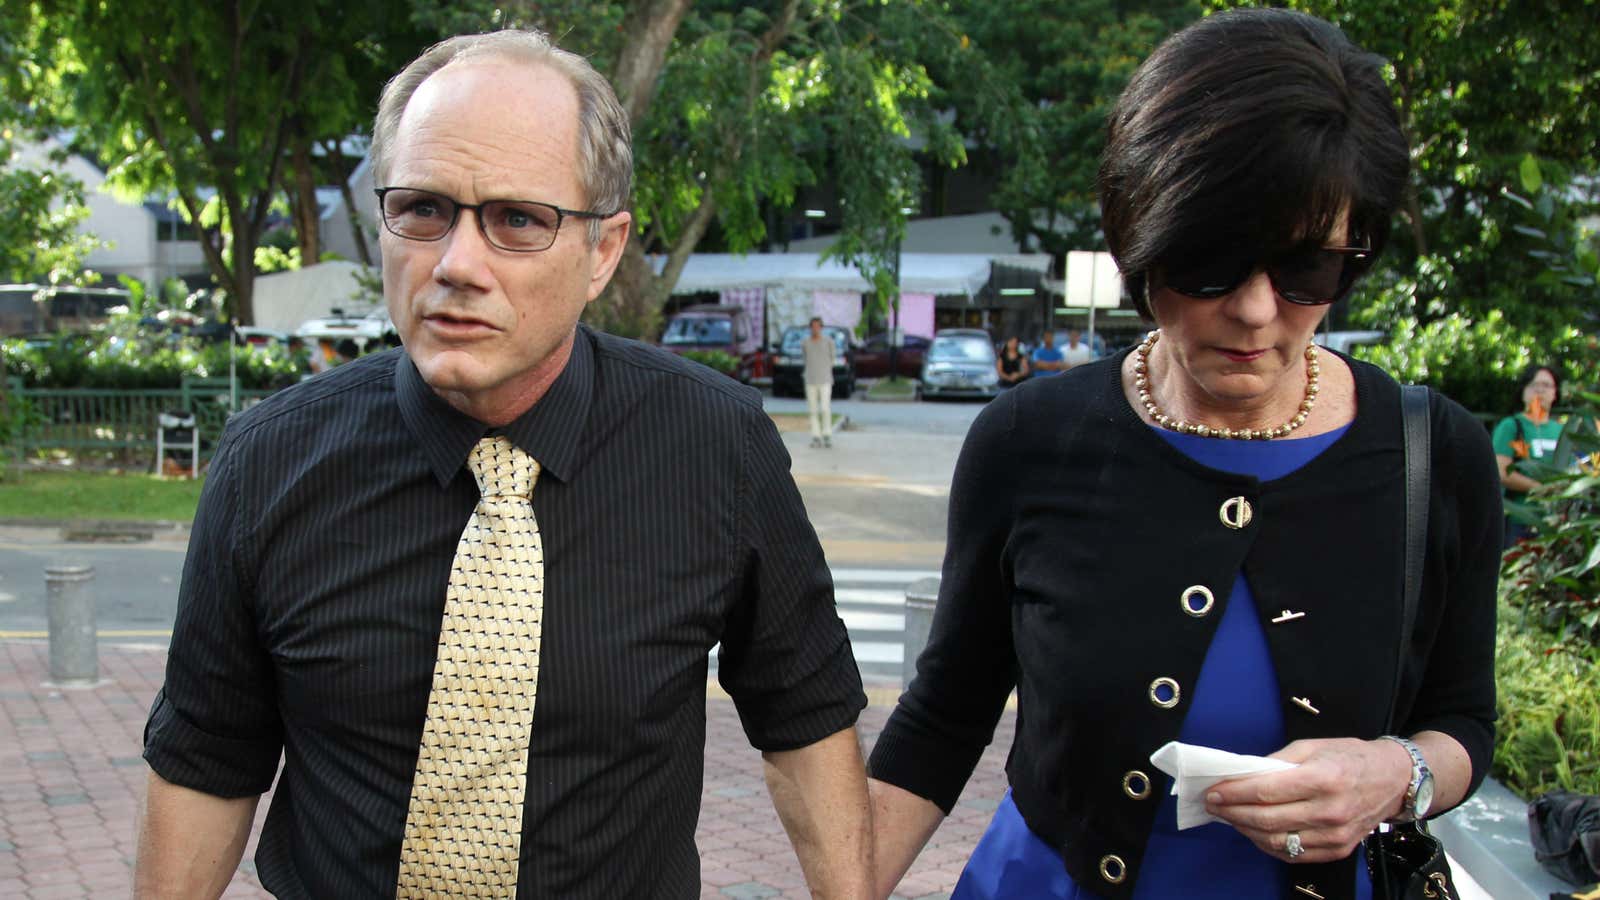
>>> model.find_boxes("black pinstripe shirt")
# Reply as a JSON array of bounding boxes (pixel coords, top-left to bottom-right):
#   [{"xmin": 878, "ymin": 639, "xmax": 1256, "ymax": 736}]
[{"xmin": 143, "ymin": 326, "xmax": 866, "ymax": 898}]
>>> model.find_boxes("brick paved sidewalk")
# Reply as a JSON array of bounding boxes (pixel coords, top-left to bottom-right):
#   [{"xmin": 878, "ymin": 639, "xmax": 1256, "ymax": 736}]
[{"xmin": 0, "ymin": 640, "xmax": 1013, "ymax": 900}]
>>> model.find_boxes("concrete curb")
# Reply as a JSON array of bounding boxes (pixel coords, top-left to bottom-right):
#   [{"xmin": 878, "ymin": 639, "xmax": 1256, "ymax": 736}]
[{"xmin": 1433, "ymin": 777, "xmax": 1576, "ymax": 899}]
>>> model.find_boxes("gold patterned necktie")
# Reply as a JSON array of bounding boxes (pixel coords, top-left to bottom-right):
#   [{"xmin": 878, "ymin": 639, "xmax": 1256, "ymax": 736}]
[{"xmin": 397, "ymin": 436, "xmax": 544, "ymax": 898}]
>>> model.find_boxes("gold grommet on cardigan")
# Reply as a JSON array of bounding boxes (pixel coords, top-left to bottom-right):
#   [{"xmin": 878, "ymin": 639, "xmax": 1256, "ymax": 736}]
[
  {"xmin": 1122, "ymin": 770, "xmax": 1152, "ymax": 800},
  {"xmin": 1149, "ymin": 677, "xmax": 1181, "ymax": 709},
  {"xmin": 1099, "ymin": 854, "xmax": 1127, "ymax": 884},
  {"xmin": 1181, "ymin": 585, "xmax": 1215, "ymax": 617}
]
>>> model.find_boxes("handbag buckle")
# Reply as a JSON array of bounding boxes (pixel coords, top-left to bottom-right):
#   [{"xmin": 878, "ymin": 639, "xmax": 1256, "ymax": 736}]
[{"xmin": 1422, "ymin": 872, "xmax": 1451, "ymax": 899}]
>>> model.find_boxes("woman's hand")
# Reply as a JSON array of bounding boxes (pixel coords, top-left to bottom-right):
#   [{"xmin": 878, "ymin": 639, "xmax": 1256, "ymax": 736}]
[{"xmin": 1203, "ymin": 738, "xmax": 1411, "ymax": 863}]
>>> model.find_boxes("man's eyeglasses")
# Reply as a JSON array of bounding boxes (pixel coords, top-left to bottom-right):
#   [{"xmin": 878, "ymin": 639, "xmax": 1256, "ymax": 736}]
[
  {"xmin": 1156, "ymin": 244, "xmax": 1375, "ymax": 306},
  {"xmin": 374, "ymin": 187, "xmax": 613, "ymax": 253}
]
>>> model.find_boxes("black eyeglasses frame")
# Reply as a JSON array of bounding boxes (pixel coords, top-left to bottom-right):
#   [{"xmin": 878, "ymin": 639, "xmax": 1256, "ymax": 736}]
[{"xmin": 374, "ymin": 186, "xmax": 615, "ymax": 253}]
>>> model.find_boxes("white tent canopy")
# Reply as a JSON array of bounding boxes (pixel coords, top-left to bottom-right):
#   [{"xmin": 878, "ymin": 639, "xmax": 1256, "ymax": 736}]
[
  {"xmin": 660, "ymin": 252, "xmax": 1040, "ymax": 297},
  {"xmin": 252, "ymin": 261, "xmax": 371, "ymax": 333}
]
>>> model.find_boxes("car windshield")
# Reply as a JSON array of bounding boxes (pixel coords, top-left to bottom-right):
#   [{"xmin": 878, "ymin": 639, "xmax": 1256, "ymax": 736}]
[
  {"xmin": 662, "ymin": 317, "xmax": 733, "ymax": 345},
  {"xmin": 928, "ymin": 335, "xmax": 994, "ymax": 362},
  {"xmin": 781, "ymin": 329, "xmax": 849, "ymax": 355}
]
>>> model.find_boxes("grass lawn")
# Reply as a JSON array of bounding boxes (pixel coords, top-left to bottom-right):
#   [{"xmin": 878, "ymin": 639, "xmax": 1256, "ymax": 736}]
[{"xmin": 0, "ymin": 469, "xmax": 204, "ymax": 521}]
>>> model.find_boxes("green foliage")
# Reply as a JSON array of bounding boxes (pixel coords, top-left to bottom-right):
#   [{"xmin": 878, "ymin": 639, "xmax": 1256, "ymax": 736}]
[
  {"xmin": 2, "ymin": 317, "xmax": 303, "ymax": 390},
  {"xmin": 1493, "ymin": 607, "xmax": 1600, "ymax": 800},
  {"xmin": 1353, "ymin": 309, "xmax": 1597, "ymax": 415},
  {"xmin": 951, "ymin": 0, "xmax": 1202, "ymax": 257},
  {"xmin": 0, "ymin": 136, "xmax": 102, "ymax": 285},
  {"xmin": 679, "ymin": 350, "xmax": 740, "ymax": 376},
  {"xmin": 1500, "ymin": 400, "xmax": 1600, "ymax": 643}
]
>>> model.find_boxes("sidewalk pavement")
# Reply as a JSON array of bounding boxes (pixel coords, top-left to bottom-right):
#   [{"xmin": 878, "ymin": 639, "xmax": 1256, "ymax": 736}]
[{"xmin": 0, "ymin": 639, "xmax": 1011, "ymax": 900}]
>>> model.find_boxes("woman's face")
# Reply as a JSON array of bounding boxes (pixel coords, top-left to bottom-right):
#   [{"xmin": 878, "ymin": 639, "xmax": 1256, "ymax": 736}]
[
  {"xmin": 1523, "ymin": 368, "xmax": 1558, "ymax": 408},
  {"xmin": 1005, "ymin": 337, "xmax": 1018, "ymax": 352}
]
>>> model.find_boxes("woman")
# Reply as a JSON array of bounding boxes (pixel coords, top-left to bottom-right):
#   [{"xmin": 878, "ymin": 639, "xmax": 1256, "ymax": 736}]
[
  {"xmin": 997, "ymin": 336, "xmax": 1031, "ymax": 386},
  {"xmin": 1493, "ymin": 363, "xmax": 1564, "ymax": 545},
  {"xmin": 867, "ymin": 10, "xmax": 1501, "ymax": 900}
]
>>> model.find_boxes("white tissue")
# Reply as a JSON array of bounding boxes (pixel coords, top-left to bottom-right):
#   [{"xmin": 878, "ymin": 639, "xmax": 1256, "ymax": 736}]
[{"xmin": 1148, "ymin": 740, "xmax": 1299, "ymax": 830}]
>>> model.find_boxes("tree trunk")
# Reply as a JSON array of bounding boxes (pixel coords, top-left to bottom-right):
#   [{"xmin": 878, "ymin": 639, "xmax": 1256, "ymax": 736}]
[
  {"xmin": 613, "ymin": 0, "xmax": 694, "ymax": 127},
  {"xmin": 290, "ymin": 134, "xmax": 320, "ymax": 265}
]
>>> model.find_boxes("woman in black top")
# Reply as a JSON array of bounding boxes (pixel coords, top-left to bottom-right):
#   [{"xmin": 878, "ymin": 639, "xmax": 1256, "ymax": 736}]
[
  {"xmin": 996, "ymin": 336, "xmax": 1030, "ymax": 386},
  {"xmin": 867, "ymin": 9, "xmax": 1500, "ymax": 900}
]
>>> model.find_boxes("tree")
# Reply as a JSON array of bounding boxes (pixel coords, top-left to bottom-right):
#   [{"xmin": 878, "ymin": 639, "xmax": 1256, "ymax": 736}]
[
  {"xmin": 23, "ymin": 1, "xmax": 434, "ymax": 325},
  {"xmin": 0, "ymin": 4, "xmax": 101, "ymax": 285},
  {"xmin": 948, "ymin": 0, "xmax": 1202, "ymax": 259},
  {"xmin": 418, "ymin": 0, "xmax": 1019, "ymax": 338},
  {"xmin": 1213, "ymin": 1, "xmax": 1600, "ymax": 366}
]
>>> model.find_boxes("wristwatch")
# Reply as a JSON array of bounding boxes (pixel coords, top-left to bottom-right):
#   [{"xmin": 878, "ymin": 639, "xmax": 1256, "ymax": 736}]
[{"xmin": 1381, "ymin": 735, "xmax": 1435, "ymax": 822}]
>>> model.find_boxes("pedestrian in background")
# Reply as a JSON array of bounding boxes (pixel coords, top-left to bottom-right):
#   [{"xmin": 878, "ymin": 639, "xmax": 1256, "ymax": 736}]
[
  {"xmin": 997, "ymin": 335, "xmax": 1030, "ymax": 387},
  {"xmin": 804, "ymin": 316, "xmax": 837, "ymax": 448},
  {"xmin": 868, "ymin": 9, "xmax": 1500, "ymax": 900},
  {"xmin": 1060, "ymin": 327, "xmax": 1095, "ymax": 369},
  {"xmin": 1494, "ymin": 362, "xmax": 1566, "ymax": 545},
  {"xmin": 135, "ymin": 28, "xmax": 871, "ymax": 900},
  {"xmin": 1029, "ymin": 329, "xmax": 1066, "ymax": 375}
]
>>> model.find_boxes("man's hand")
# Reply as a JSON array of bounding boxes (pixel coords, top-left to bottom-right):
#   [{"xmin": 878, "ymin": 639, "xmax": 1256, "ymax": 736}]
[
  {"xmin": 762, "ymin": 726, "xmax": 873, "ymax": 898},
  {"xmin": 134, "ymin": 768, "xmax": 259, "ymax": 899}
]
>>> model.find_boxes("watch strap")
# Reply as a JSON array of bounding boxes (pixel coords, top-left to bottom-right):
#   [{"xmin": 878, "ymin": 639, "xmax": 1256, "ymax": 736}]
[{"xmin": 1380, "ymin": 734, "xmax": 1428, "ymax": 822}]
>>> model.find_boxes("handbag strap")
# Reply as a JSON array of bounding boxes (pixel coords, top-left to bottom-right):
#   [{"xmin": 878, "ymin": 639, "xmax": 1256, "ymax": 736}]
[{"xmin": 1388, "ymin": 384, "xmax": 1432, "ymax": 733}]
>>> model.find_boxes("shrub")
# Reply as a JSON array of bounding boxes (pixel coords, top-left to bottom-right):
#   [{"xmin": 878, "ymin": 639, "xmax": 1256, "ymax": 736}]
[
  {"xmin": 679, "ymin": 350, "xmax": 739, "ymax": 377},
  {"xmin": 1492, "ymin": 606, "xmax": 1600, "ymax": 799}
]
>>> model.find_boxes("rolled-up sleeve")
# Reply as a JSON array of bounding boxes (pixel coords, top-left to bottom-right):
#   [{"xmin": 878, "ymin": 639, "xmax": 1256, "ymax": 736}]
[
  {"xmin": 717, "ymin": 407, "xmax": 866, "ymax": 752},
  {"xmin": 143, "ymin": 427, "xmax": 283, "ymax": 797},
  {"xmin": 868, "ymin": 395, "xmax": 1019, "ymax": 813}
]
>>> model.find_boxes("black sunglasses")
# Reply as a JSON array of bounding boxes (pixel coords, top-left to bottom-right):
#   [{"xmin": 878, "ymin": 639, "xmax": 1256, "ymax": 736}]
[
  {"xmin": 1156, "ymin": 244, "xmax": 1375, "ymax": 306},
  {"xmin": 374, "ymin": 187, "xmax": 612, "ymax": 253}
]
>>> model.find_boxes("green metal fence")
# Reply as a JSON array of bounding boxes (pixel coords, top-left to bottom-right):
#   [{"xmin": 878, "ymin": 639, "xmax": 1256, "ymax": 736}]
[{"xmin": 3, "ymin": 377, "xmax": 278, "ymax": 469}]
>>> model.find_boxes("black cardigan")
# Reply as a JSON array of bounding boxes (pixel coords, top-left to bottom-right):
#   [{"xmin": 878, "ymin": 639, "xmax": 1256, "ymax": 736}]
[{"xmin": 868, "ymin": 351, "xmax": 1502, "ymax": 900}]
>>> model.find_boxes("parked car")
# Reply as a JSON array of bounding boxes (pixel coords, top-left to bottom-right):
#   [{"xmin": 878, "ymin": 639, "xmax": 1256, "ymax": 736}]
[
  {"xmin": 658, "ymin": 304, "xmax": 762, "ymax": 382},
  {"xmin": 771, "ymin": 326, "xmax": 856, "ymax": 399},
  {"xmin": 854, "ymin": 331, "xmax": 930, "ymax": 380},
  {"xmin": 919, "ymin": 328, "xmax": 1000, "ymax": 401}
]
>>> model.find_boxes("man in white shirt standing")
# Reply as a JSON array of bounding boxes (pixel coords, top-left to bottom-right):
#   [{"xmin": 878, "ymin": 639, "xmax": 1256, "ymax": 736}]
[
  {"xmin": 803, "ymin": 317, "xmax": 837, "ymax": 448},
  {"xmin": 1061, "ymin": 327, "xmax": 1096, "ymax": 369}
]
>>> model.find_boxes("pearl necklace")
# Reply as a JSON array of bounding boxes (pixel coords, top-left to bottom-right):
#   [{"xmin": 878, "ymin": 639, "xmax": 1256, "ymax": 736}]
[{"xmin": 1133, "ymin": 330, "xmax": 1320, "ymax": 440}]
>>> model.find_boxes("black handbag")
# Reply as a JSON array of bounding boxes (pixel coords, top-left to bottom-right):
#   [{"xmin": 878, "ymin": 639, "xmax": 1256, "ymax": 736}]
[
  {"xmin": 1363, "ymin": 385, "xmax": 1461, "ymax": 899},
  {"xmin": 1528, "ymin": 789, "xmax": 1600, "ymax": 885}
]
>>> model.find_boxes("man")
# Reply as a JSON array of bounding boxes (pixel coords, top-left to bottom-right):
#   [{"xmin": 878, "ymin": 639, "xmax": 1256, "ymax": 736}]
[
  {"xmin": 1030, "ymin": 329, "xmax": 1066, "ymax": 375},
  {"xmin": 135, "ymin": 31, "xmax": 871, "ymax": 899},
  {"xmin": 1060, "ymin": 327, "xmax": 1095, "ymax": 369},
  {"xmin": 803, "ymin": 316, "xmax": 837, "ymax": 448}
]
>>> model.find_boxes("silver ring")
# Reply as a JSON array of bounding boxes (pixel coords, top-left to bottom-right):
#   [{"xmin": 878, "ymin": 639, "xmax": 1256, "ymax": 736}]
[{"xmin": 1285, "ymin": 831, "xmax": 1304, "ymax": 859}]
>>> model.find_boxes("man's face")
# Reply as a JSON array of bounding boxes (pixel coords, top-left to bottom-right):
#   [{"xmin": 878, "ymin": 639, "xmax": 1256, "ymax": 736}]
[
  {"xmin": 380, "ymin": 60, "xmax": 629, "ymax": 424},
  {"xmin": 809, "ymin": 320, "xmax": 822, "ymax": 338},
  {"xmin": 1069, "ymin": 330, "xmax": 1082, "ymax": 345}
]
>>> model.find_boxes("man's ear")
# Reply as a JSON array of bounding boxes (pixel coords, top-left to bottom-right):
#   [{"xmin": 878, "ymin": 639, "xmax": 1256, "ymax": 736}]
[{"xmin": 585, "ymin": 212, "xmax": 633, "ymax": 302}]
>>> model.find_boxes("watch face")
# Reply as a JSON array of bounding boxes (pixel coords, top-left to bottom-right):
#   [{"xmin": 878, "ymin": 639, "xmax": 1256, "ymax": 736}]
[{"xmin": 1415, "ymin": 772, "xmax": 1435, "ymax": 817}]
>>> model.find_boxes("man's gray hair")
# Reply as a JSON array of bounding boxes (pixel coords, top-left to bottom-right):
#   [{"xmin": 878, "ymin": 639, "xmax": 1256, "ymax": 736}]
[{"xmin": 370, "ymin": 29, "xmax": 633, "ymax": 244}]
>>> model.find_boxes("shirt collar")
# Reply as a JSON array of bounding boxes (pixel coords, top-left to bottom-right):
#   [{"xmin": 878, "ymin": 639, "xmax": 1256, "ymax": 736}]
[{"xmin": 396, "ymin": 327, "xmax": 595, "ymax": 488}]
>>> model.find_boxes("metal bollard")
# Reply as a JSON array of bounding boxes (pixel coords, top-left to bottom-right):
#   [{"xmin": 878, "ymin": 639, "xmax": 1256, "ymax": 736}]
[
  {"xmin": 902, "ymin": 576, "xmax": 940, "ymax": 688},
  {"xmin": 45, "ymin": 564, "xmax": 98, "ymax": 685}
]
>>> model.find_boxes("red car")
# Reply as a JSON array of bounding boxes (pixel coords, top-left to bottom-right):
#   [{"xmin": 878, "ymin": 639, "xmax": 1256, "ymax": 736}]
[{"xmin": 853, "ymin": 332, "xmax": 930, "ymax": 380}]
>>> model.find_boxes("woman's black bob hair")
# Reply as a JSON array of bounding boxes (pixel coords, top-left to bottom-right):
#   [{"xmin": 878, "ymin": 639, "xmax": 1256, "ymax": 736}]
[{"xmin": 1098, "ymin": 8, "xmax": 1410, "ymax": 317}]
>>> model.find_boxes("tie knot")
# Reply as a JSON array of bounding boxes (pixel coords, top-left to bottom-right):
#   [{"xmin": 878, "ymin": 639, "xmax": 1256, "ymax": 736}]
[{"xmin": 466, "ymin": 436, "xmax": 538, "ymax": 499}]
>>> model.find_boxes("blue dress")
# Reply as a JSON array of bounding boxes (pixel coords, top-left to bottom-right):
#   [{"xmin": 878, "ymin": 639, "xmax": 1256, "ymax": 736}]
[{"xmin": 953, "ymin": 425, "xmax": 1373, "ymax": 900}]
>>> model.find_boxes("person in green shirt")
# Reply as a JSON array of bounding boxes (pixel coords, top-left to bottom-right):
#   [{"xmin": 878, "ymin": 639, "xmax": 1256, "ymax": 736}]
[{"xmin": 1492, "ymin": 363, "xmax": 1565, "ymax": 545}]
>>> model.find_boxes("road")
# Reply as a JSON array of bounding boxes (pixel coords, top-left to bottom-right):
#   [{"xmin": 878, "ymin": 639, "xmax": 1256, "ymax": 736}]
[{"xmin": 0, "ymin": 393, "xmax": 986, "ymax": 684}]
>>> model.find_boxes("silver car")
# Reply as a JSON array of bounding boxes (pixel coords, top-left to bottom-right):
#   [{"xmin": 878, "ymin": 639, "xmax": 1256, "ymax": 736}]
[{"xmin": 918, "ymin": 328, "xmax": 1000, "ymax": 400}]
